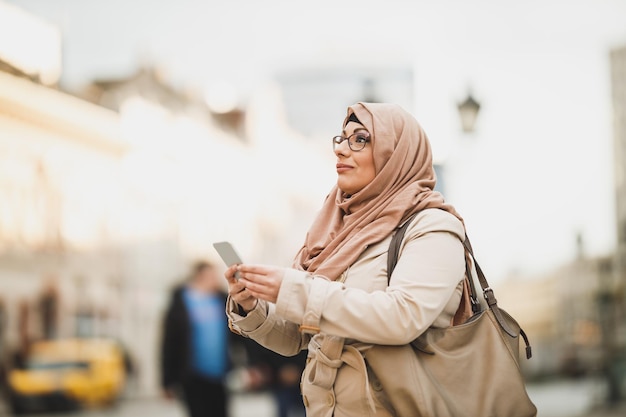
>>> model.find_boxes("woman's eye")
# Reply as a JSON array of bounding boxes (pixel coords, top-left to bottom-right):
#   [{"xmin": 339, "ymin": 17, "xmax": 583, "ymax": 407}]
[{"xmin": 354, "ymin": 135, "xmax": 369, "ymax": 143}]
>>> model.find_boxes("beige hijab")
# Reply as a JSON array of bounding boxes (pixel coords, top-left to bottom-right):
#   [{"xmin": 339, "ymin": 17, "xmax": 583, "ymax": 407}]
[{"xmin": 292, "ymin": 102, "xmax": 464, "ymax": 280}]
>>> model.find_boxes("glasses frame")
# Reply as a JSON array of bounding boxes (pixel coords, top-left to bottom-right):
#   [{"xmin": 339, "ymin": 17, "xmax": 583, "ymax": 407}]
[{"xmin": 332, "ymin": 132, "xmax": 371, "ymax": 152}]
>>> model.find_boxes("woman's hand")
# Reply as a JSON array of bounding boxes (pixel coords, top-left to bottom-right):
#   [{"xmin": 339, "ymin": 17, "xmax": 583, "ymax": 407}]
[
  {"xmin": 238, "ymin": 264, "xmax": 286, "ymax": 304},
  {"xmin": 225, "ymin": 264, "xmax": 258, "ymax": 313}
]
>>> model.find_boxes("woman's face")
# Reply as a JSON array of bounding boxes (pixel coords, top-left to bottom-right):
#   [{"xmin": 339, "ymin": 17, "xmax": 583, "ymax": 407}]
[{"xmin": 334, "ymin": 121, "xmax": 376, "ymax": 195}]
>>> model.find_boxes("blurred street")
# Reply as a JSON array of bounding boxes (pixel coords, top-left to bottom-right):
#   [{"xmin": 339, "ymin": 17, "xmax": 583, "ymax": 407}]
[
  {"xmin": 0, "ymin": 391, "xmax": 278, "ymax": 417},
  {"xmin": 527, "ymin": 379, "xmax": 626, "ymax": 417},
  {"xmin": 1, "ymin": 379, "xmax": 626, "ymax": 417}
]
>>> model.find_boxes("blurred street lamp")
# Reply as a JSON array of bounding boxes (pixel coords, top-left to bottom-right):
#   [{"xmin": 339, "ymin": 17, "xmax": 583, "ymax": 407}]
[{"xmin": 457, "ymin": 92, "xmax": 481, "ymax": 133}]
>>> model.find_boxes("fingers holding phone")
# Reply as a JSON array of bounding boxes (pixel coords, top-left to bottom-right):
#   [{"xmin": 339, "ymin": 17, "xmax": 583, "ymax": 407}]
[
  {"xmin": 223, "ymin": 264, "xmax": 258, "ymax": 312},
  {"xmin": 224, "ymin": 264, "xmax": 241, "ymax": 284}
]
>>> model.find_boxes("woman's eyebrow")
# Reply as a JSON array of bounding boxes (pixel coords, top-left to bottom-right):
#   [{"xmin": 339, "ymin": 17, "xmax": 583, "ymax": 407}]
[{"xmin": 341, "ymin": 127, "xmax": 369, "ymax": 136}]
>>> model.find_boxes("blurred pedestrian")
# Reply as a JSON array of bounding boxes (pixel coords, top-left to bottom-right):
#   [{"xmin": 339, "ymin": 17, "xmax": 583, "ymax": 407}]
[
  {"xmin": 0, "ymin": 296, "xmax": 7, "ymax": 396},
  {"xmin": 13, "ymin": 299, "xmax": 32, "ymax": 370},
  {"xmin": 223, "ymin": 102, "xmax": 474, "ymax": 416},
  {"xmin": 37, "ymin": 276, "xmax": 60, "ymax": 339},
  {"xmin": 160, "ymin": 260, "xmax": 239, "ymax": 417},
  {"xmin": 244, "ymin": 341, "xmax": 306, "ymax": 417},
  {"xmin": 0, "ymin": 296, "xmax": 6, "ymax": 357}
]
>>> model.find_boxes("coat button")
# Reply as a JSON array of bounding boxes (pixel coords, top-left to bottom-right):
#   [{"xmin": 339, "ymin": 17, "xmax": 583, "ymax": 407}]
[{"xmin": 326, "ymin": 392, "xmax": 335, "ymax": 407}]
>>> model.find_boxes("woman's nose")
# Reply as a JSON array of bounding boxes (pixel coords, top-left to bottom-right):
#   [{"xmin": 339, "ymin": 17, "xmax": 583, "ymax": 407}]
[{"xmin": 334, "ymin": 139, "xmax": 351, "ymax": 156}]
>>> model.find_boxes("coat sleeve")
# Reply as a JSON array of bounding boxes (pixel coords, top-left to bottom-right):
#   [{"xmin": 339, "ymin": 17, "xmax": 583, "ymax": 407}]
[
  {"xmin": 274, "ymin": 209, "xmax": 466, "ymax": 345},
  {"xmin": 226, "ymin": 294, "xmax": 310, "ymax": 357}
]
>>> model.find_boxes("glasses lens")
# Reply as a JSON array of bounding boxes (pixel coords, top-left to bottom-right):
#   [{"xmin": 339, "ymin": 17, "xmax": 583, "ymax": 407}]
[
  {"xmin": 349, "ymin": 133, "xmax": 369, "ymax": 151},
  {"xmin": 333, "ymin": 134, "xmax": 369, "ymax": 151}
]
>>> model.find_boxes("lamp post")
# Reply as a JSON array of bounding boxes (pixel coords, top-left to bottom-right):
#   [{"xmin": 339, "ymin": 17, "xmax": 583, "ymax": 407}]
[
  {"xmin": 457, "ymin": 92, "xmax": 481, "ymax": 134},
  {"xmin": 435, "ymin": 90, "xmax": 480, "ymax": 195}
]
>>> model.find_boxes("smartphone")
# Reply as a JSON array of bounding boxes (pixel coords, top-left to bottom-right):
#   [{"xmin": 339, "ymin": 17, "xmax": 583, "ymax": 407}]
[{"xmin": 213, "ymin": 241, "xmax": 243, "ymax": 279}]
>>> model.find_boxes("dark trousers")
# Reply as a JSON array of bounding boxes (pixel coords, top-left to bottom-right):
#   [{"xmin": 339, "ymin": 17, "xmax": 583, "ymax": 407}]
[
  {"xmin": 181, "ymin": 374, "xmax": 228, "ymax": 417},
  {"xmin": 274, "ymin": 385, "xmax": 305, "ymax": 417}
]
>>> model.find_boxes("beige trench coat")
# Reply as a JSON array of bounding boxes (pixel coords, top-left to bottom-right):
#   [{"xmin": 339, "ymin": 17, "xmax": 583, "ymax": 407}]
[{"xmin": 227, "ymin": 209, "xmax": 466, "ymax": 417}]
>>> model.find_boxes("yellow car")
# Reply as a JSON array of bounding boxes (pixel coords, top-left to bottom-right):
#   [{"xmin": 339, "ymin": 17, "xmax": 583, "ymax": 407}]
[{"xmin": 6, "ymin": 338, "xmax": 128, "ymax": 414}]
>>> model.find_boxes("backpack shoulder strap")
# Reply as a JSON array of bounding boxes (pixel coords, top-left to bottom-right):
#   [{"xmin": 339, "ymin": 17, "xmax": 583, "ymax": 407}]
[
  {"xmin": 387, "ymin": 213, "xmax": 418, "ymax": 281},
  {"xmin": 387, "ymin": 213, "xmax": 479, "ymax": 312}
]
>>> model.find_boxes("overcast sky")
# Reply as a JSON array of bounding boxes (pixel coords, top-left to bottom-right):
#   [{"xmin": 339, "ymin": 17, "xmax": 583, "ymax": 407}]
[{"xmin": 6, "ymin": 0, "xmax": 626, "ymax": 280}]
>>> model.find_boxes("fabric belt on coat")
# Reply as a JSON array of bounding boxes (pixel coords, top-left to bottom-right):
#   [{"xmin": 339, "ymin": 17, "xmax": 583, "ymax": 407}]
[{"xmin": 307, "ymin": 335, "xmax": 376, "ymax": 413}]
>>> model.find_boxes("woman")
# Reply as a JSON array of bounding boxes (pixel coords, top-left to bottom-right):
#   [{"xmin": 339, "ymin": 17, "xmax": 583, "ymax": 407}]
[{"xmin": 225, "ymin": 102, "xmax": 468, "ymax": 417}]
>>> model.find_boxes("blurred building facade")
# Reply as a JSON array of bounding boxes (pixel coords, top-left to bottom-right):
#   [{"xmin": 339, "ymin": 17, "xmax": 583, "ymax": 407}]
[
  {"xmin": 497, "ymin": 43, "xmax": 626, "ymax": 402},
  {"xmin": 497, "ymin": 251, "xmax": 613, "ymax": 379},
  {"xmin": 0, "ymin": 64, "xmax": 175, "ymax": 395},
  {"xmin": 611, "ymin": 44, "xmax": 626, "ymax": 333},
  {"xmin": 609, "ymin": 43, "xmax": 626, "ymax": 401},
  {"xmin": 0, "ymin": 66, "xmax": 329, "ymax": 398},
  {"xmin": 0, "ymin": 2, "xmax": 333, "ymax": 398},
  {"xmin": 612, "ymin": 45, "xmax": 626, "ymax": 272}
]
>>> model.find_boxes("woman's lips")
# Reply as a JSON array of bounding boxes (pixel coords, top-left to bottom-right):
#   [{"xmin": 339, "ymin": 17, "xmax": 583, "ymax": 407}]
[{"xmin": 336, "ymin": 163, "xmax": 352, "ymax": 173}]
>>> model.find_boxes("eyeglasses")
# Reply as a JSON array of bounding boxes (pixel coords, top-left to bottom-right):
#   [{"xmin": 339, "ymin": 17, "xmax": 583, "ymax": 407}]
[{"xmin": 332, "ymin": 132, "xmax": 371, "ymax": 152}]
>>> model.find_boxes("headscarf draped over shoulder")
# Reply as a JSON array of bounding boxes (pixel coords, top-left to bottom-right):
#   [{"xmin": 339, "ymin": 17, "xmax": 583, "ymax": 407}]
[{"xmin": 293, "ymin": 102, "xmax": 463, "ymax": 280}]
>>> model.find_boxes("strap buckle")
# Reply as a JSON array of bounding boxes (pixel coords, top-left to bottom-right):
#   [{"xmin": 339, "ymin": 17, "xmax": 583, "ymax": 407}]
[{"xmin": 483, "ymin": 287, "xmax": 497, "ymax": 306}]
